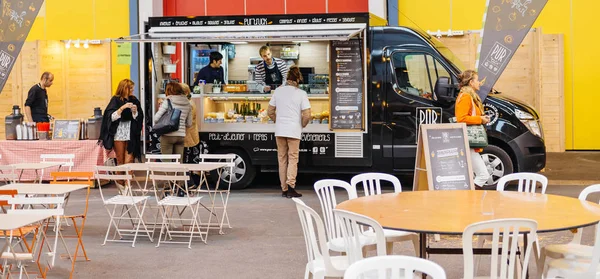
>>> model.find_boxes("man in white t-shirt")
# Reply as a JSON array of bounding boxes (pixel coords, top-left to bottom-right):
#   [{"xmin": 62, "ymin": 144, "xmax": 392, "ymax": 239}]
[{"xmin": 268, "ymin": 66, "xmax": 311, "ymax": 198}]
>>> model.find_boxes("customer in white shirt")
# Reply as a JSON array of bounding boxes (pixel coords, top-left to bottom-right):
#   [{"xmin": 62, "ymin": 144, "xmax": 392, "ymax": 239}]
[{"xmin": 268, "ymin": 66, "xmax": 311, "ymax": 198}]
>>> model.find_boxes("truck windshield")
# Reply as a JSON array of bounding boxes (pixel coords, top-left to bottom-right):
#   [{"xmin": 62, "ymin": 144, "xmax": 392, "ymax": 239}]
[{"xmin": 428, "ymin": 36, "xmax": 466, "ymax": 73}]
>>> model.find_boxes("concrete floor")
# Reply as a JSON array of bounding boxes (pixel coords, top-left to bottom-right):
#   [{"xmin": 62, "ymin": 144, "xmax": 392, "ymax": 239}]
[
  {"xmin": 9, "ymin": 151, "xmax": 600, "ymax": 279},
  {"xmin": 15, "ymin": 176, "xmax": 594, "ymax": 279}
]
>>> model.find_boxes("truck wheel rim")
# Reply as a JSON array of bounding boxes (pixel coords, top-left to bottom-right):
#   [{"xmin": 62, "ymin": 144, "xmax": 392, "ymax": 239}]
[
  {"xmin": 222, "ymin": 155, "xmax": 245, "ymax": 184},
  {"xmin": 481, "ymin": 153, "xmax": 505, "ymax": 186}
]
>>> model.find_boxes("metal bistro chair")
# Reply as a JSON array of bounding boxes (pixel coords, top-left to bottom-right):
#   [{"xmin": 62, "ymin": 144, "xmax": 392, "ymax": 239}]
[{"xmin": 197, "ymin": 154, "xmax": 236, "ymax": 233}]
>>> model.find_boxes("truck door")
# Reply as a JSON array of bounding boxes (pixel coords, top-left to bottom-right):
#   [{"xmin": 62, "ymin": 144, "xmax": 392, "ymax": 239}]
[{"xmin": 384, "ymin": 49, "xmax": 451, "ymax": 170}]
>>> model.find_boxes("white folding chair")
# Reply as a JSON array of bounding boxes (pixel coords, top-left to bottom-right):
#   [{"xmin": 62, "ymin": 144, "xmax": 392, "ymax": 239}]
[
  {"xmin": 538, "ymin": 184, "xmax": 600, "ymax": 278},
  {"xmin": 333, "ymin": 209, "xmax": 387, "ymax": 266},
  {"xmin": 545, "ymin": 219, "xmax": 600, "ymax": 279},
  {"xmin": 344, "ymin": 255, "xmax": 447, "ymax": 279},
  {"xmin": 292, "ymin": 198, "xmax": 348, "ymax": 279},
  {"xmin": 95, "ymin": 166, "xmax": 153, "ymax": 248},
  {"xmin": 197, "ymin": 154, "xmax": 236, "ymax": 233},
  {"xmin": 2, "ymin": 195, "xmax": 65, "ymax": 278},
  {"xmin": 145, "ymin": 154, "xmax": 181, "ymax": 163},
  {"xmin": 350, "ymin": 172, "xmax": 419, "ymax": 255},
  {"xmin": 0, "ymin": 165, "xmax": 18, "ymax": 185},
  {"xmin": 463, "ymin": 218, "xmax": 539, "ymax": 279},
  {"xmin": 150, "ymin": 165, "xmax": 204, "ymax": 248},
  {"xmin": 40, "ymin": 153, "xmax": 75, "ymax": 175},
  {"xmin": 496, "ymin": 172, "xmax": 548, "ymax": 193},
  {"xmin": 314, "ymin": 179, "xmax": 378, "ymax": 253}
]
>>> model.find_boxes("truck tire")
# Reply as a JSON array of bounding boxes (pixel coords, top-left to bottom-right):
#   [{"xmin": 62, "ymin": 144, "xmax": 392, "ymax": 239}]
[
  {"xmin": 211, "ymin": 148, "xmax": 256, "ymax": 190},
  {"xmin": 480, "ymin": 145, "xmax": 514, "ymax": 189}
]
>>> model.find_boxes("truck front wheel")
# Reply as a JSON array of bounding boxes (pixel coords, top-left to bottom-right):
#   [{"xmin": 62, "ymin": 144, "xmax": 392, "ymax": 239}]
[
  {"xmin": 211, "ymin": 149, "xmax": 256, "ymax": 190},
  {"xmin": 480, "ymin": 145, "xmax": 514, "ymax": 189}
]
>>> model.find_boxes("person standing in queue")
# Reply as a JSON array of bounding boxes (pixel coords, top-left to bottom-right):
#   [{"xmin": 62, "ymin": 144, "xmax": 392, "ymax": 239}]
[
  {"xmin": 193, "ymin": 51, "xmax": 225, "ymax": 87},
  {"xmin": 455, "ymin": 70, "xmax": 491, "ymax": 189},
  {"xmin": 268, "ymin": 66, "xmax": 311, "ymax": 198},
  {"xmin": 98, "ymin": 79, "xmax": 144, "ymax": 193},
  {"xmin": 154, "ymin": 82, "xmax": 192, "ymax": 162},
  {"xmin": 24, "ymin": 72, "xmax": 54, "ymax": 122},
  {"xmin": 255, "ymin": 46, "xmax": 289, "ymax": 93}
]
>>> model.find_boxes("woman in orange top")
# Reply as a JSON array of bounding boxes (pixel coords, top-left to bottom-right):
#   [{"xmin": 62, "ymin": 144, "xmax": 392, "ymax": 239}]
[{"xmin": 455, "ymin": 70, "xmax": 491, "ymax": 188}]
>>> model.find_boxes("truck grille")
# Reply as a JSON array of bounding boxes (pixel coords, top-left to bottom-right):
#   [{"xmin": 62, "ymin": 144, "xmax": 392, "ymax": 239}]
[{"xmin": 335, "ymin": 134, "xmax": 363, "ymax": 158}]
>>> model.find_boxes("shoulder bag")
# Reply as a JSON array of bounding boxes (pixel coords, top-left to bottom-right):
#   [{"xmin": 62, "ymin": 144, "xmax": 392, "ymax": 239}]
[
  {"xmin": 153, "ymin": 99, "xmax": 181, "ymax": 136},
  {"xmin": 456, "ymin": 94, "xmax": 488, "ymax": 148}
]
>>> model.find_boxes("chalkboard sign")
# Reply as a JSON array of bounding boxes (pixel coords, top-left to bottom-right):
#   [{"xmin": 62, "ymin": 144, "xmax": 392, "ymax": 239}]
[
  {"xmin": 329, "ymin": 40, "xmax": 364, "ymax": 130},
  {"xmin": 413, "ymin": 123, "xmax": 474, "ymax": 191},
  {"xmin": 52, "ymin": 120, "xmax": 81, "ymax": 140}
]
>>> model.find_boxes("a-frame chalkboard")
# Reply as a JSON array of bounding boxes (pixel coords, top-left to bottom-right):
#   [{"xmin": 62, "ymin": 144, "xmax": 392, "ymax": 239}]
[{"xmin": 413, "ymin": 123, "xmax": 474, "ymax": 191}]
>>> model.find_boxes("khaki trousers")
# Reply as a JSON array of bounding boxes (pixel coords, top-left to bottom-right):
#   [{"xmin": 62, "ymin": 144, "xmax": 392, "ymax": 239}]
[
  {"xmin": 113, "ymin": 141, "xmax": 134, "ymax": 165},
  {"xmin": 276, "ymin": 137, "xmax": 300, "ymax": 191}
]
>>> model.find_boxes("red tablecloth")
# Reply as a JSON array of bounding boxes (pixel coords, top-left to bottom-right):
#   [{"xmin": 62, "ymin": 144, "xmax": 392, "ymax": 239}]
[{"xmin": 0, "ymin": 140, "xmax": 114, "ymax": 181}]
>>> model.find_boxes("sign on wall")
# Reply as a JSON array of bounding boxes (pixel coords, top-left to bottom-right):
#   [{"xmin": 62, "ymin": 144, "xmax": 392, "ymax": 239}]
[
  {"xmin": 0, "ymin": 0, "xmax": 45, "ymax": 94},
  {"xmin": 330, "ymin": 40, "xmax": 365, "ymax": 131},
  {"xmin": 476, "ymin": 0, "xmax": 548, "ymax": 101}
]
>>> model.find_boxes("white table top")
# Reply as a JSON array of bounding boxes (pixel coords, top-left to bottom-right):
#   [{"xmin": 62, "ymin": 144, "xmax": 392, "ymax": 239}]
[
  {"xmin": 119, "ymin": 162, "xmax": 228, "ymax": 172},
  {"xmin": 10, "ymin": 162, "xmax": 63, "ymax": 170},
  {"xmin": 0, "ymin": 213, "xmax": 53, "ymax": 230},
  {"xmin": 0, "ymin": 183, "xmax": 88, "ymax": 195}
]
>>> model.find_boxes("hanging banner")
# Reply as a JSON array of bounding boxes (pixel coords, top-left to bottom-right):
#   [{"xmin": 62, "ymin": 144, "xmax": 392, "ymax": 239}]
[
  {"xmin": 0, "ymin": 0, "xmax": 44, "ymax": 95},
  {"xmin": 476, "ymin": 0, "xmax": 548, "ymax": 101}
]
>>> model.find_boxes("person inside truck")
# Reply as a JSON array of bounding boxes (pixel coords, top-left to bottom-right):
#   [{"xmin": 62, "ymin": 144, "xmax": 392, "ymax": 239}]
[
  {"xmin": 255, "ymin": 45, "xmax": 289, "ymax": 93},
  {"xmin": 193, "ymin": 51, "xmax": 225, "ymax": 87},
  {"xmin": 455, "ymin": 70, "xmax": 491, "ymax": 189}
]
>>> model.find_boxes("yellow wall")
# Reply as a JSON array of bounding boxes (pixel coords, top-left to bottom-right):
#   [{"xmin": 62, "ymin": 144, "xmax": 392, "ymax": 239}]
[
  {"xmin": 25, "ymin": 0, "xmax": 130, "ymax": 94},
  {"xmin": 398, "ymin": 0, "xmax": 598, "ymax": 150}
]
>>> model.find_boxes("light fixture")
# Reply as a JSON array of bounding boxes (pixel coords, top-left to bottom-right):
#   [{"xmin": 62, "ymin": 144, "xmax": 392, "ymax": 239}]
[
  {"xmin": 292, "ymin": 40, "xmax": 309, "ymax": 43},
  {"xmin": 230, "ymin": 41, "xmax": 248, "ymax": 44},
  {"xmin": 64, "ymin": 39, "xmax": 71, "ymax": 49},
  {"xmin": 83, "ymin": 39, "xmax": 89, "ymax": 49},
  {"xmin": 74, "ymin": 39, "xmax": 80, "ymax": 48}
]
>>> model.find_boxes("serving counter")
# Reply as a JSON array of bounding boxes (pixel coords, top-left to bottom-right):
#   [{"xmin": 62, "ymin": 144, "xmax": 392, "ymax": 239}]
[{"xmin": 0, "ymin": 139, "xmax": 114, "ymax": 181}]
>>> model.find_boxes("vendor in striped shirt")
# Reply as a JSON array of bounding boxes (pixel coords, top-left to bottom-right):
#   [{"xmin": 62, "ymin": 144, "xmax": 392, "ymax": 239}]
[{"xmin": 254, "ymin": 45, "xmax": 290, "ymax": 93}]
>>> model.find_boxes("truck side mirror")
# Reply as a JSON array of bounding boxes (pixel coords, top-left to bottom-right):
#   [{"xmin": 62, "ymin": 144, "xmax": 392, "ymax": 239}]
[{"xmin": 434, "ymin": 76, "xmax": 457, "ymax": 102}]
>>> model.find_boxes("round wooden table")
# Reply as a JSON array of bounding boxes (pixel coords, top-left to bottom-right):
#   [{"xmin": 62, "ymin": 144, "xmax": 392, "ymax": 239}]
[{"xmin": 336, "ymin": 190, "xmax": 600, "ymax": 260}]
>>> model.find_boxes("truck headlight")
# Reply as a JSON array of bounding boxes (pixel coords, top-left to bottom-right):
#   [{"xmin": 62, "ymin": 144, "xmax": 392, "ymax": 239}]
[{"xmin": 515, "ymin": 109, "xmax": 543, "ymax": 138}]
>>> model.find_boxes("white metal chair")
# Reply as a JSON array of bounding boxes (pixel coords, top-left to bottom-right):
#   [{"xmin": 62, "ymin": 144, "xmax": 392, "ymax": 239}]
[
  {"xmin": 314, "ymin": 179, "xmax": 377, "ymax": 253},
  {"xmin": 544, "ymin": 219, "xmax": 600, "ymax": 279},
  {"xmin": 496, "ymin": 172, "xmax": 548, "ymax": 193},
  {"xmin": 0, "ymin": 165, "xmax": 18, "ymax": 185},
  {"xmin": 95, "ymin": 166, "xmax": 153, "ymax": 248},
  {"xmin": 292, "ymin": 198, "xmax": 348, "ymax": 279},
  {"xmin": 333, "ymin": 209, "xmax": 387, "ymax": 266},
  {"xmin": 40, "ymin": 153, "xmax": 75, "ymax": 175},
  {"xmin": 463, "ymin": 218, "xmax": 539, "ymax": 279},
  {"xmin": 344, "ymin": 255, "xmax": 447, "ymax": 279},
  {"xmin": 150, "ymin": 165, "xmax": 204, "ymax": 248},
  {"xmin": 2, "ymin": 195, "xmax": 65, "ymax": 278},
  {"xmin": 145, "ymin": 154, "xmax": 181, "ymax": 163},
  {"xmin": 350, "ymin": 172, "xmax": 420, "ymax": 255},
  {"xmin": 197, "ymin": 154, "xmax": 236, "ymax": 233},
  {"xmin": 537, "ymin": 184, "xmax": 600, "ymax": 277}
]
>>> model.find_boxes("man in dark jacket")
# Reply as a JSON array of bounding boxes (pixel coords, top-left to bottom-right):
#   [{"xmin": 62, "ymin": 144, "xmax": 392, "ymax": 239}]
[{"xmin": 193, "ymin": 51, "xmax": 224, "ymax": 87}]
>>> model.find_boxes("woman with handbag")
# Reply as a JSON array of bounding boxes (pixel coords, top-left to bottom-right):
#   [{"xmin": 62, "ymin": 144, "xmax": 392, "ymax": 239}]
[
  {"xmin": 455, "ymin": 70, "xmax": 491, "ymax": 189},
  {"xmin": 154, "ymin": 82, "xmax": 192, "ymax": 161}
]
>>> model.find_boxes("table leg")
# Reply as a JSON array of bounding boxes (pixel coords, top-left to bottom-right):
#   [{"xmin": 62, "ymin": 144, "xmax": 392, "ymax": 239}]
[{"xmin": 420, "ymin": 233, "xmax": 427, "ymax": 279}]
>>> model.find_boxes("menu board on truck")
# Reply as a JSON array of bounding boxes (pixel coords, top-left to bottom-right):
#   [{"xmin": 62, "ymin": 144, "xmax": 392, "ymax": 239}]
[
  {"xmin": 413, "ymin": 123, "xmax": 474, "ymax": 191},
  {"xmin": 329, "ymin": 40, "xmax": 364, "ymax": 131}
]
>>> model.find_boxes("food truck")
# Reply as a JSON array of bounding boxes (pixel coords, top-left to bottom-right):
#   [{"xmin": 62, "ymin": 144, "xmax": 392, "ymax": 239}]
[{"xmin": 117, "ymin": 13, "xmax": 546, "ymax": 190}]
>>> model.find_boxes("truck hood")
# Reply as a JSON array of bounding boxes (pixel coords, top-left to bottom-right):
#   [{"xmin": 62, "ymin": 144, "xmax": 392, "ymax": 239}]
[{"xmin": 485, "ymin": 93, "xmax": 540, "ymax": 119}]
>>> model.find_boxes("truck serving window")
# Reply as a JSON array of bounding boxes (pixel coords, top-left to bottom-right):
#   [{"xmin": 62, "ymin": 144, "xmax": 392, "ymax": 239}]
[{"xmin": 392, "ymin": 52, "xmax": 451, "ymax": 100}]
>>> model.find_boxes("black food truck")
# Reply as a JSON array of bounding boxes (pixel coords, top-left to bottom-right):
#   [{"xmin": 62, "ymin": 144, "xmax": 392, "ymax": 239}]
[{"xmin": 118, "ymin": 13, "xmax": 546, "ymax": 190}]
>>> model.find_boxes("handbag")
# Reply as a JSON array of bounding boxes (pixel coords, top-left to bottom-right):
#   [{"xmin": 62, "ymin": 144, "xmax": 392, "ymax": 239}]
[
  {"xmin": 153, "ymin": 99, "xmax": 181, "ymax": 136},
  {"xmin": 456, "ymin": 94, "xmax": 488, "ymax": 148}
]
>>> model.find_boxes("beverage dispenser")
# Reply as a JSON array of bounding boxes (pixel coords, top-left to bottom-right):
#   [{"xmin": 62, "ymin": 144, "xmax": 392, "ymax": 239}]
[
  {"xmin": 5, "ymin": 105, "xmax": 23, "ymax": 140},
  {"xmin": 87, "ymin": 107, "xmax": 103, "ymax": 140}
]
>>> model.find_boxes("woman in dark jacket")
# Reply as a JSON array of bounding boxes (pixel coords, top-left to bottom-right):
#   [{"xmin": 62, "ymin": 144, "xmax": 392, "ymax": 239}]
[{"xmin": 99, "ymin": 79, "xmax": 144, "ymax": 166}]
